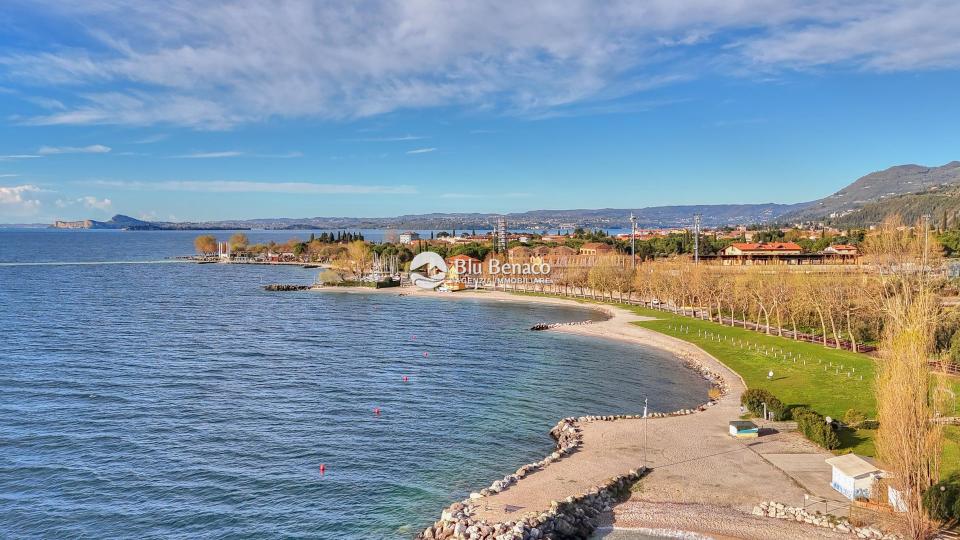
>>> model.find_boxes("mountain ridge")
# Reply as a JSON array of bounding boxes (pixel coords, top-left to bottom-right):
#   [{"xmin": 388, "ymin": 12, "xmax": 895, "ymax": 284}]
[{"xmin": 37, "ymin": 161, "xmax": 960, "ymax": 230}]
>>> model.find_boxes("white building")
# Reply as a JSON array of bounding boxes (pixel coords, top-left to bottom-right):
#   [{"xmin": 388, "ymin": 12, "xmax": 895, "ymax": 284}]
[
  {"xmin": 399, "ymin": 231, "xmax": 420, "ymax": 244},
  {"xmin": 825, "ymin": 454, "xmax": 883, "ymax": 501}
]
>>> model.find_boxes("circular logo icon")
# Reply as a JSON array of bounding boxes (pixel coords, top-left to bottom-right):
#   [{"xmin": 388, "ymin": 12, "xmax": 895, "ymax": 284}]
[{"xmin": 409, "ymin": 251, "xmax": 448, "ymax": 289}]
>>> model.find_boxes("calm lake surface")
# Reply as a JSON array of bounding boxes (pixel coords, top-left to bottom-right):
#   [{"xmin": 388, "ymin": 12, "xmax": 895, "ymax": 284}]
[{"xmin": 0, "ymin": 230, "xmax": 709, "ymax": 539}]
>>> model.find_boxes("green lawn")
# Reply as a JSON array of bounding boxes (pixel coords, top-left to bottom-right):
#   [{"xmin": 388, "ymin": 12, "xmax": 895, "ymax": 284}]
[
  {"xmin": 628, "ymin": 306, "xmax": 876, "ymax": 419},
  {"xmin": 618, "ymin": 304, "xmax": 960, "ymax": 478},
  {"xmin": 516, "ymin": 293, "xmax": 960, "ymax": 477},
  {"xmin": 513, "ymin": 294, "xmax": 960, "ymax": 477}
]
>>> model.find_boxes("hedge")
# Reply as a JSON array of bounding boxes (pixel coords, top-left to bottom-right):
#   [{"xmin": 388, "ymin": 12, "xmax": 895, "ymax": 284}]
[
  {"xmin": 740, "ymin": 388, "xmax": 788, "ymax": 421},
  {"xmin": 792, "ymin": 407, "xmax": 840, "ymax": 450},
  {"xmin": 922, "ymin": 480, "xmax": 960, "ymax": 522}
]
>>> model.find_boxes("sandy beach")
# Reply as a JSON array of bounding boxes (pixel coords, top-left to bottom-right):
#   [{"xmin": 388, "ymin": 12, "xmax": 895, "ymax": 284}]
[{"xmin": 310, "ymin": 286, "xmax": 854, "ymax": 539}]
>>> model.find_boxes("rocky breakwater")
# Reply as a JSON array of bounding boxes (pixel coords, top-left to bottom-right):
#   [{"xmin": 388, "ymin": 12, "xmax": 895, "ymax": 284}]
[
  {"xmin": 263, "ymin": 284, "xmax": 313, "ymax": 291},
  {"xmin": 416, "ymin": 353, "xmax": 731, "ymax": 539},
  {"xmin": 752, "ymin": 501, "xmax": 902, "ymax": 540},
  {"xmin": 417, "ymin": 468, "xmax": 648, "ymax": 540},
  {"xmin": 530, "ymin": 321, "xmax": 595, "ymax": 331}
]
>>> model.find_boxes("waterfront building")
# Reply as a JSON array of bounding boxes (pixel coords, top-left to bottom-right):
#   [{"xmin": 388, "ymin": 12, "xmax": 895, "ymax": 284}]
[
  {"xmin": 825, "ymin": 454, "xmax": 883, "ymax": 501},
  {"xmin": 399, "ymin": 231, "xmax": 420, "ymax": 243}
]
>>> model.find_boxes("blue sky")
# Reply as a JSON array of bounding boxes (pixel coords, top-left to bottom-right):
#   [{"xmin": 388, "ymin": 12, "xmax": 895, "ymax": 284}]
[{"xmin": 1, "ymin": 1, "xmax": 959, "ymax": 223}]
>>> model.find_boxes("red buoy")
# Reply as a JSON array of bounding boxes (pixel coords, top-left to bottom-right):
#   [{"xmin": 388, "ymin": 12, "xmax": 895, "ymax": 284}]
[
  {"xmin": 411, "ymin": 335, "xmax": 416, "ymax": 340},
  {"xmin": 423, "ymin": 351, "xmax": 429, "ymax": 358},
  {"xmin": 402, "ymin": 375, "xmax": 409, "ymax": 382},
  {"xmin": 373, "ymin": 407, "xmax": 381, "ymax": 415},
  {"xmin": 319, "ymin": 464, "xmax": 326, "ymax": 475}
]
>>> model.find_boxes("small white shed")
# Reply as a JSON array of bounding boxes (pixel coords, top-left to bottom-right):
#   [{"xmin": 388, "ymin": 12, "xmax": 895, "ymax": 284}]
[{"xmin": 825, "ymin": 454, "xmax": 883, "ymax": 501}]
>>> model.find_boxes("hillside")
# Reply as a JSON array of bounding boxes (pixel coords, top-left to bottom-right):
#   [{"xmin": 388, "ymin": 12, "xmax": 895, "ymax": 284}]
[
  {"xmin": 783, "ymin": 161, "xmax": 960, "ymax": 221},
  {"xmin": 48, "ymin": 205, "xmax": 805, "ymax": 231},
  {"xmin": 830, "ymin": 185, "xmax": 960, "ymax": 228}
]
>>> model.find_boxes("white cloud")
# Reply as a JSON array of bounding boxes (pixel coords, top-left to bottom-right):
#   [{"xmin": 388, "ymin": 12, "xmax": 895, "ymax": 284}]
[
  {"xmin": 2, "ymin": 1, "xmax": 957, "ymax": 128},
  {"xmin": 406, "ymin": 147, "xmax": 436, "ymax": 155},
  {"xmin": 0, "ymin": 184, "xmax": 42, "ymax": 213},
  {"xmin": 79, "ymin": 196, "xmax": 112, "ymax": 210},
  {"xmin": 171, "ymin": 150, "xmax": 302, "ymax": 158},
  {"xmin": 347, "ymin": 135, "xmax": 428, "ymax": 142},
  {"xmin": 90, "ymin": 179, "xmax": 416, "ymax": 195},
  {"xmin": 0, "ymin": 154, "xmax": 42, "ymax": 161},
  {"xmin": 742, "ymin": 2, "xmax": 960, "ymax": 71},
  {"xmin": 173, "ymin": 151, "xmax": 244, "ymax": 159},
  {"xmin": 37, "ymin": 144, "xmax": 111, "ymax": 155},
  {"xmin": 54, "ymin": 195, "xmax": 113, "ymax": 211}
]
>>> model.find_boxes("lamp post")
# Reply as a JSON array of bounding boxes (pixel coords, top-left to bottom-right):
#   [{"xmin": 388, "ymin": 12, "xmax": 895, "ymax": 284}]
[
  {"xmin": 630, "ymin": 212, "xmax": 638, "ymax": 268},
  {"xmin": 693, "ymin": 213, "xmax": 701, "ymax": 265}
]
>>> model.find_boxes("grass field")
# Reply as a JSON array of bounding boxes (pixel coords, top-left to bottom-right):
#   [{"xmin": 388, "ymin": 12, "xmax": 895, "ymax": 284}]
[
  {"xmin": 514, "ymin": 293, "xmax": 960, "ymax": 478},
  {"xmin": 618, "ymin": 304, "xmax": 960, "ymax": 478}
]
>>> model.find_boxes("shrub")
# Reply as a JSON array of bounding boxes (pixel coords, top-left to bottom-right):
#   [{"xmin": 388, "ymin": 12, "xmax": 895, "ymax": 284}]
[
  {"xmin": 843, "ymin": 408, "xmax": 867, "ymax": 427},
  {"xmin": 740, "ymin": 388, "xmax": 787, "ymax": 420},
  {"xmin": 793, "ymin": 407, "xmax": 840, "ymax": 450},
  {"xmin": 922, "ymin": 481, "xmax": 960, "ymax": 522}
]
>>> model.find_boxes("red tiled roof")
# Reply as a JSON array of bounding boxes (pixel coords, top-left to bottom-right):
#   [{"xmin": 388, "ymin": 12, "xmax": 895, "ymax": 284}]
[{"xmin": 729, "ymin": 242, "xmax": 803, "ymax": 252}]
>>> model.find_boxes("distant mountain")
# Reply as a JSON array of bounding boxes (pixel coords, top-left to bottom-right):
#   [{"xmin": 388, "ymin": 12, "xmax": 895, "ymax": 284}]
[
  {"xmin": 781, "ymin": 161, "xmax": 960, "ymax": 222},
  {"xmin": 142, "ymin": 203, "xmax": 806, "ymax": 231},
  {"xmin": 52, "ymin": 214, "xmax": 241, "ymax": 230},
  {"xmin": 37, "ymin": 161, "xmax": 959, "ymax": 231},
  {"xmin": 829, "ymin": 184, "xmax": 960, "ymax": 229}
]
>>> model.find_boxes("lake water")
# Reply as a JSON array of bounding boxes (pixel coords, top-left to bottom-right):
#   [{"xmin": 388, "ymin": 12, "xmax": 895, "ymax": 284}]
[{"xmin": 0, "ymin": 230, "xmax": 709, "ymax": 539}]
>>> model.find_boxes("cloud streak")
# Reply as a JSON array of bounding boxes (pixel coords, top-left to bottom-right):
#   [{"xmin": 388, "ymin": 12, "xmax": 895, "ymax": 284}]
[
  {"xmin": 1, "ymin": 1, "xmax": 957, "ymax": 128},
  {"xmin": 90, "ymin": 180, "xmax": 417, "ymax": 195},
  {"xmin": 37, "ymin": 144, "xmax": 111, "ymax": 155},
  {"xmin": 406, "ymin": 147, "xmax": 436, "ymax": 155},
  {"xmin": 172, "ymin": 151, "xmax": 244, "ymax": 159},
  {"xmin": 56, "ymin": 195, "xmax": 113, "ymax": 211}
]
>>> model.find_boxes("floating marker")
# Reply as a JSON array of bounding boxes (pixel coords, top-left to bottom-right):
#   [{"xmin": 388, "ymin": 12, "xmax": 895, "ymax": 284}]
[
  {"xmin": 402, "ymin": 375, "xmax": 409, "ymax": 382},
  {"xmin": 374, "ymin": 407, "xmax": 381, "ymax": 415},
  {"xmin": 319, "ymin": 464, "xmax": 326, "ymax": 475},
  {"xmin": 423, "ymin": 351, "xmax": 429, "ymax": 358}
]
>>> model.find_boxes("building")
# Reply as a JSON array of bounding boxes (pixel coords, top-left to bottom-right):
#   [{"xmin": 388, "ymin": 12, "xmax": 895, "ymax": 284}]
[
  {"xmin": 822, "ymin": 244, "xmax": 858, "ymax": 255},
  {"xmin": 825, "ymin": 454, "xmax": 883, "ymax": 501},
  {"xmin": 444, "ymin": 254, "xmax": 482, "ymax": 291},
  {"xmin": 728, "ymin": 420, "xmax": 759, "ymax": 438},
  {"xmin": 508, "ymin": 246, "xmax": 533, "ymax": 259},
  {"xmin": 399, "ymin": 231, "xmax": 420, "ymax": 244},
  {"xmin": 717, "ymin": 242, "xmax": 807, "ymax": 265},
  {"xmin": 579, "ymin": 242, "xmax": 614, "ymax": 255},
  {"xmin": 722, "ymin": 242, "xmax": 803, "ymax": 256}
]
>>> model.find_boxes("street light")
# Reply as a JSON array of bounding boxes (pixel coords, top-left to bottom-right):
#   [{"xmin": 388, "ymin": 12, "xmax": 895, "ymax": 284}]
[{"xmin": 630, "ymin": 212, "xmax": 638, "ymax": 268}]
